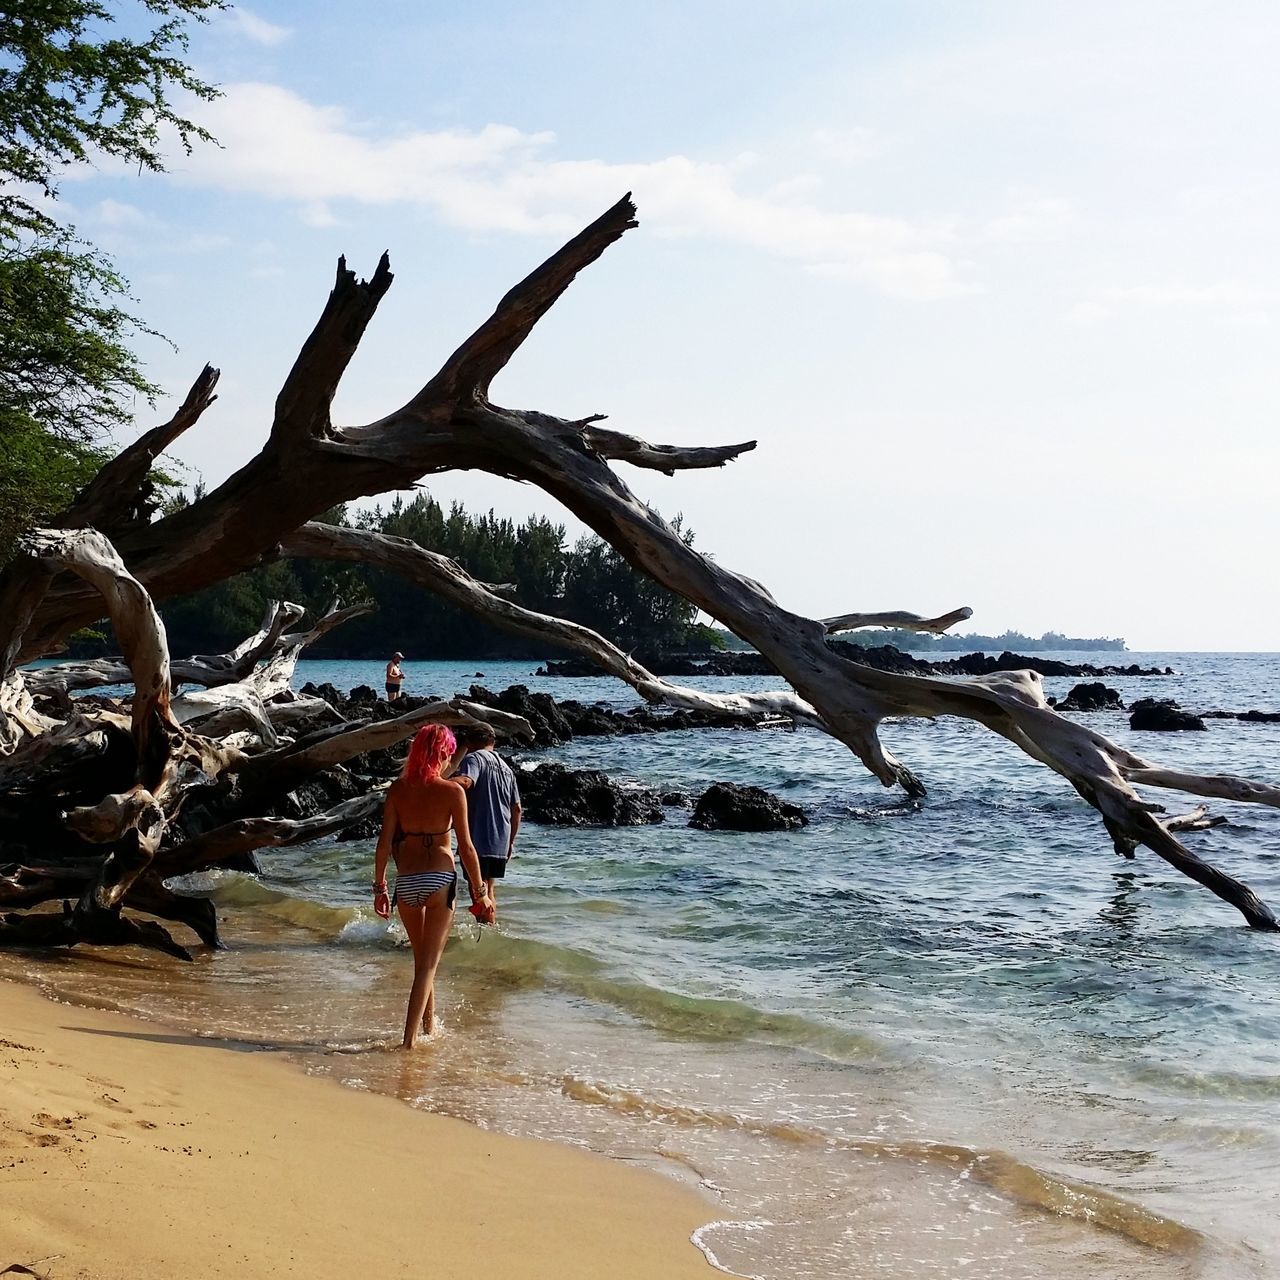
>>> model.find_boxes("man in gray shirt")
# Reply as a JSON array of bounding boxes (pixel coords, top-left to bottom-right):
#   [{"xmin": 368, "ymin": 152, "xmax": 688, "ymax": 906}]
[{"xmin": 451, "ymin": 724, "xmax": 522, "ymax": 903}]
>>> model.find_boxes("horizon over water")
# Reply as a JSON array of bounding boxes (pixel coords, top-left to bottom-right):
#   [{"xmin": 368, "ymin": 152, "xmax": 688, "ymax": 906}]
[{"xmin": 4, "ymin": 651, "xmax": 1279, "ymax": 1279}]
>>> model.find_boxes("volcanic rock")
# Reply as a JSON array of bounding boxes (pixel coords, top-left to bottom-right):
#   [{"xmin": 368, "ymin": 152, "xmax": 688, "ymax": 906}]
[
  {"xmin": 517, "ymin": 762, "xmax": 663, "ymax": 826},
  {"xmin": 1057, "ymin": 682, "xmax": 1124, "ymax": 712},
  {"xmin": 1129, "ymin": 698, "xmax": 1206, "ymax": 732},
  {"xmin": 689, "ymin": 781, "xmax": 807, "ymax": 832}
]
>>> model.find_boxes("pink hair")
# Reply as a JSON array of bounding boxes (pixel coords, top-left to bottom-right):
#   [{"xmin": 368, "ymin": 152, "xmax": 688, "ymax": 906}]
[{"xmin": 401, "ymin": 724, "xmax": 457, "ymax": 784}]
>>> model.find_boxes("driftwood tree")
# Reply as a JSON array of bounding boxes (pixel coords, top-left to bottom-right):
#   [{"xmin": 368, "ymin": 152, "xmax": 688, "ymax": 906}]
[{"xmin": 2, "ymin": 194, "xmax": 1277, "ymax": 959}]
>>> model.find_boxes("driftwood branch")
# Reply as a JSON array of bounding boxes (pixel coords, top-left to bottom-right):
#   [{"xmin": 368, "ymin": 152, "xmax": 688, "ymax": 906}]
[
  {"xmin": 21, "ymin": 528, "xmax": 180, "ymax": 796},
  {"xmin": 823, "ymin": 607, "xmax": 974, "ymax": 636},
  {"xmin": 27, "ymin": 599, "xmax": 310, "ymax": 698},
  {"xmin": 283, "ymin": 522, "xmax": 825, "ymax": 729},
  {"xmin": 0, "ymin": 902, "xmax": 194, "ymax": 961},
  {"xmin": 63, "ymin": 365, "xmax": 221, "ymax": 535},
  {"xmin": 410, "ymin": 194, "xmax": 638, "ymax": 405},
  {"xmin": 235, "ymin": 697, "xmax": 534, "ymax": 799},
  {"xmin": 160, "ymin": 792, "xmax": 385, "ymax": 878},
  {"xmin": 4, "ymin": 194, "xmax": 1277, "ymax": 936},
  {"xmin": 581, "ymin": 424, "xmax": 757, "ymax": 475}
]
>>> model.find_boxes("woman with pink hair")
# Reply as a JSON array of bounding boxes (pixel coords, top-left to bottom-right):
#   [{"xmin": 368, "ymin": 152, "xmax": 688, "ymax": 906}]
[{"xmin": 372, "ymin": 723, "xmax": 495, "ymax": 1047}]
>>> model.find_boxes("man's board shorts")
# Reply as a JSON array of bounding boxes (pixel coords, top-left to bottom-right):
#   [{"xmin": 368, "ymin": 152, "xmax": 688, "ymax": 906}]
[
  {"xmin": 479, "ymin": 855, "xmax": 508, "ymax": 881},
  {"xmin": 385, "ymin": 684, "xmax": 401, "ymax": 696}
]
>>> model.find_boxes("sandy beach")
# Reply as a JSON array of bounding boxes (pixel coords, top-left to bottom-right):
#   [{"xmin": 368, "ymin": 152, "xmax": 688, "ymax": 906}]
[{"xmin": 0, "ymin": 978, "xmax": 717, "ymax": 1280}]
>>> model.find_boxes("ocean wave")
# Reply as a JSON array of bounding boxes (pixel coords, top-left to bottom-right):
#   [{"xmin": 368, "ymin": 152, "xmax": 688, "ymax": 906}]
[
  {"xmin": 204, "ymin": 873, "xmax": 386, "ymax": 940},
  {"xmin": 559, "ymin": 1076, "xmax": 1205, "ymax": 1254},
  {"xmin": 445, "ymin": 930, "xmax": 894, "ymax": 1062}
]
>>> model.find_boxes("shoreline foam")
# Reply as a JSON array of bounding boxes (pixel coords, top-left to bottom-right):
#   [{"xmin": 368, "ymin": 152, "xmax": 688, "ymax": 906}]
[{"xmin": 0, "ymin": 977, "xmax": 718, "ymax": 1280}]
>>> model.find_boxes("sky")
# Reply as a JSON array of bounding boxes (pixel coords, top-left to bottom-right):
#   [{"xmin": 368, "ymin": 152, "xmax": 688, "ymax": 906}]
[{"xmin": 58, "ymin": 0, "xmax": 1280, "ymax": 650}]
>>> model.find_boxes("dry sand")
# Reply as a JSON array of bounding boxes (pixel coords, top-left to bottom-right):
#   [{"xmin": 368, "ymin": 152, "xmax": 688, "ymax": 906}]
[{"xmin": 0, "ymin": 978, "xmax": 718, "ymax": 1279}]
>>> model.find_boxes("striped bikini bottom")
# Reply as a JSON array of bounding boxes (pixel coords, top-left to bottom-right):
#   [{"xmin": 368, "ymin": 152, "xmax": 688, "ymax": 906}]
[{"xmin": 392, "ymin": 867, "xmax": 457, "ymax": 909}]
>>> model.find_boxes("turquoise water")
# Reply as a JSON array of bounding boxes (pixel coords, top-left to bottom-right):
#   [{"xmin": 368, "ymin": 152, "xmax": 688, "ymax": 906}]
[{"xmin": 6, "ymin": 653, "xmax": 1279, "ymax": 1278}]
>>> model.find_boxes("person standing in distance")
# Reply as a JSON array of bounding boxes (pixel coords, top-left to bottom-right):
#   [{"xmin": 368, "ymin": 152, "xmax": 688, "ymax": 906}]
[
  {"xmin": 451, "ymin": 724, "xmax": 521, "ymax": 903},
  {"xmin": 385, "ymin": 652, "xmax": 405, "ymax": 701}
]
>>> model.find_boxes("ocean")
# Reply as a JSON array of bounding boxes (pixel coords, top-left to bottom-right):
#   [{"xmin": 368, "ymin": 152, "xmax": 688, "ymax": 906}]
[{"xmin": 4, "ymin": 652, "xmax": 1278, "ymax": 1279}]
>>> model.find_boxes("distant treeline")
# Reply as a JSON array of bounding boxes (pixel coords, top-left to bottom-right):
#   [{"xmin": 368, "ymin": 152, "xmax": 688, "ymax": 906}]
[
  {"xmin": 132, "ymin": 495, "xmax": 720, "ymax": 661},
  {"xmin": 712, "ymin": 628, "xmax": 1126, "ymax": 653}
]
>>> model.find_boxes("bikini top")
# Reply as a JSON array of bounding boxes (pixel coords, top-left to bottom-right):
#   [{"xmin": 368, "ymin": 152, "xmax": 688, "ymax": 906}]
[{"xmin": 391, "ymin": 820, "xmax": 453, "ymax": 848}]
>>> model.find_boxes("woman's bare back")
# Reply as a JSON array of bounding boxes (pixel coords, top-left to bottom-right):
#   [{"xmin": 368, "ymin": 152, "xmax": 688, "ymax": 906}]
[{"xmin": 388, "ymin": 776, "xmax": 463, "ymax": 874}]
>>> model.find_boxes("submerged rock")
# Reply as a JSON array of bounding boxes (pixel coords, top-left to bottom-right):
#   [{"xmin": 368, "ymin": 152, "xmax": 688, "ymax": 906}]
[
  {"xmin": 1201, "ymin": 708, "xmax": 1280, "ymax": 724},
  {"xmin": 1057, "ymin": 682, "xmax": 1124, "ymax": 712},
  {"xmin": 689, "ymin": 782, "xmax": 807, "ymax": 832},
  {"xmin": 1129, "ymin": 698, "xmax": 1207, "ymax": 732},
  {"xmin": 517, "ymin": 762, "xmax": 663, "ymax": 826}
]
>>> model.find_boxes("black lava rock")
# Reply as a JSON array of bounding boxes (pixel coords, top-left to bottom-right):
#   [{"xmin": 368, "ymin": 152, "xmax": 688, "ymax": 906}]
[
  {"xmin": 1201, "ymin": 708, "xmax": 1280, "ymax": 723},
  {"xmin": 299, "ymin": 681, "xmax": 345, "ymax": 705},
  {"xmin": 518, "ymin": 762, "xmax": 663, "ymax": 826},
  {"xmin": 1129, "ymin": 698, "xmax": 1207, "ymax": 732},
  {"xmin": 539, "ymin": 647, "xmax": 1172, "ymax": 681},
  {"xmin": 467, "ymin": 684, "xmax": 572, "ymax": 746},
  {"xmin": 336, "ymin": 814, "xmax": 382, "ymax": 842},
  {"xmin": 557, "ymin": 700, "xmax": 621, "ymax": 736},
  {"xmin": 689, "ymin": 782, "xmax": 807, "ymax": 832},
  {"xmin": 1057, "ymin": 682, "xmax": 1124, "ymax": 712}
]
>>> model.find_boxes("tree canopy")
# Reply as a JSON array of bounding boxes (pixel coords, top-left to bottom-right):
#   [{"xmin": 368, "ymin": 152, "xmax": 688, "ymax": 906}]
[
  {"xmin": 152, "ymin": 495, "xmax": 717, "ymax": 661},
  {"xmin": 0, "ymin": 0, "xmax": 221, "ymax": 558},
  {"xmin": 0, "ymin": 0, "xmax": 221, "ymax": 227}
]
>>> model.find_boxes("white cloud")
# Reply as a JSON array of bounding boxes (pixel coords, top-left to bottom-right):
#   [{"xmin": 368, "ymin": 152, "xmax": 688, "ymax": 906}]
[
  {"xmin": 220, "ymin": 7, "xmax": 292, "ymax": 46},
  {"xmin": 300, "ymin": 201, "xmax": 340, "ymax": 228},
  {"xmin": 810, "ymin": 126, "xmax": 883, "ymax": 164},
  {"xmin": 89, "ymin": 198, "xmax": 156, "ymax": 228},
  {"xmin": 981, "ymin": 196, "xmax": 1078, "ymax": 245},
  {"xmin": 171, "ymin": 83, "xmax": 963, "ymax": 301},
  {"xmin": 1069, "ymin": 281, "xmax": 1276, "ymax": 323}
]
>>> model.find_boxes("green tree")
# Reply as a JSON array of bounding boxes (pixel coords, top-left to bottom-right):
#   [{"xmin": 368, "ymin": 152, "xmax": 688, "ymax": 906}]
[
  {"xmin": 0, "ymin": 0, "xmax": 223, "ymax": 558},
  {"xmin": 561, "ymin": 516, "xmax": 701, "ymax": 652},
  {"xmin": 151, "ymin": 493, "xmax": 717, "ymax": 662}
]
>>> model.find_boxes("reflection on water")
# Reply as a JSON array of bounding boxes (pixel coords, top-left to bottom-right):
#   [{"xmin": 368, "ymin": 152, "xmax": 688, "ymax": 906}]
[{"xmin": 4, "ymin": 652, "xmax": 1279, "ymax": 1280}]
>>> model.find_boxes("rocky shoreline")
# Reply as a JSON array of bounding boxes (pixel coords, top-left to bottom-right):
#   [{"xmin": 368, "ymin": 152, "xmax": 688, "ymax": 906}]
[
  {"xmin": 537, "ymin": 644, "xmax": 1175, "ymax": 680},
  {"xmin": 266, "ymin": 677, "xmax": 1278, "ymax": 843}
]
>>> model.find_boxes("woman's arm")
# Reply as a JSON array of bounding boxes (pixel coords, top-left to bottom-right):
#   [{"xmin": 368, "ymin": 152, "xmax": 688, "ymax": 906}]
[
  {"xmin": 449, "ymin": 785, "xmax": 493, "ymax": 915},
  {"xmin": 372, "ymin": 788, "xmax": 397, "ymax": 918}
]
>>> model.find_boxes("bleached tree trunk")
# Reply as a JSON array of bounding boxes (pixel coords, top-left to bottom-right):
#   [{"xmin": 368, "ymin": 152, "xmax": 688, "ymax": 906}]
[{"xmin": 2, "ymin": 195, "xmax": 1277, "ymax": 944}]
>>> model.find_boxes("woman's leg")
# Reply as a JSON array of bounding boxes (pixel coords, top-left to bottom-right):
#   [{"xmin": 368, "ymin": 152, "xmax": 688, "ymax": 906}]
[
  {"xmin": 397, "ymin": 890, "xmax": 455, "ymax": 1048},
  {"xmin": 398, "ymin": 901, "xmax": 431, "ymax": 1049},
  {"xmin": 417, "ymin": 891, "xmax": 456, "ymax": 1036}
]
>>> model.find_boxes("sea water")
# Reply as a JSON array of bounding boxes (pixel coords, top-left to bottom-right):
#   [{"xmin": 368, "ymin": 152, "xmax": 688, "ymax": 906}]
[{"xmin": 4, "ymin": 653, "xmax": 1279, "ymax": 1279}]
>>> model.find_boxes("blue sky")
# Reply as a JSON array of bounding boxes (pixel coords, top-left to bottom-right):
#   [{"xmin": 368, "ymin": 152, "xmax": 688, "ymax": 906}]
[{"xmin": 60, "ymin": 1, "xmax": 1280, "ymax": 649}]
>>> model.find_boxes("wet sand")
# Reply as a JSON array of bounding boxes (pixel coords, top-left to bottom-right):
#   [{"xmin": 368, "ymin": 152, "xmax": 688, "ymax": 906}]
[{"xmin": 0, "ymin": 978, "xmax": 717, "ymax": 1280}]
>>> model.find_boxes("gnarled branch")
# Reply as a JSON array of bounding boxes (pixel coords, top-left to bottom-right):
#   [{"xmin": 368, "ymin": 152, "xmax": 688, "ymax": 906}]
[
  {"xmin": 823, "ymin": 606, "xmax": 974, "ymax": 636},
  {"xmin": 6, "ymin": 195, "xmax": 1276, "ymax": 933}
]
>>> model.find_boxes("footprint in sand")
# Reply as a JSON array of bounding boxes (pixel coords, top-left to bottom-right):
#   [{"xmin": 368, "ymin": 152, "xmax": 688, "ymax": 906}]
[{"xmin": 31, "ymin": 1112, "xmax": 79, "ymax": 1131}]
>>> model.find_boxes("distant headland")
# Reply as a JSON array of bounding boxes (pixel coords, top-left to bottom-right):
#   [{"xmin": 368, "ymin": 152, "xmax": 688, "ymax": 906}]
[{"xmin": 711, "ymin": 628, "xmax": 1127, "ymax": 654}]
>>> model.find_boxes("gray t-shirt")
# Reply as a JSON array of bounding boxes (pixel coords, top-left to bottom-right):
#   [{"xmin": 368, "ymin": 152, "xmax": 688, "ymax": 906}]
[{"xmin": 457, "ymin": 749, "xmax": 521, "ymax": 858}]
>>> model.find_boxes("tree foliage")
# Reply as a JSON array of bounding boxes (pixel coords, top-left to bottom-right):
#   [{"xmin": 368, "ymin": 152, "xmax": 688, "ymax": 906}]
[
  {"xmin": 0, "ymin": 1, "xmax": 222, "ymax": 558},
  {"xmin": 0, "ymin": 0, "xmax": 222, "ymax": 226},
  {"xmin": 151, "ymin": 495, "xmax": 711, "ymax": 661}
]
